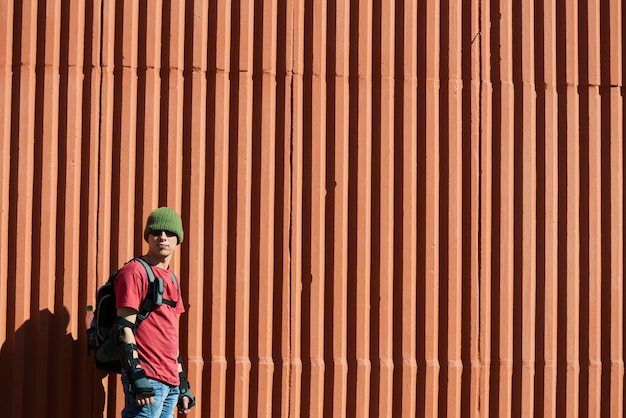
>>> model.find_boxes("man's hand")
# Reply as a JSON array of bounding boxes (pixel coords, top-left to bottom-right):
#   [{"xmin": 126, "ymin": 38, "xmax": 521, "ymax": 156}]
[
  {"xmin": 136, "ymin": 393, "xmax": 155, "ymax": 407},
  {"xmin": 178, "ymin": 396, "xmax": 191, "ymax": 414},
  {"xmin": 177, "ymin": 368, "xmax": 196, "ymax": 413}
]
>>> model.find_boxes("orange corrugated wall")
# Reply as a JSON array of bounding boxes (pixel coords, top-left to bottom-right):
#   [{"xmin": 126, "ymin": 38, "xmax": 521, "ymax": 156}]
[{"xmin": 0, "ymin": 0, "xmax": 624, "ymax": 417}]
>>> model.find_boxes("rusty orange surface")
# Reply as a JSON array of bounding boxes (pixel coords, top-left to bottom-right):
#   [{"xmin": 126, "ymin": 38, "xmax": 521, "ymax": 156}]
[{"xmin": 0, "ymin": 0, "xmax": 624, "ymax": 417}]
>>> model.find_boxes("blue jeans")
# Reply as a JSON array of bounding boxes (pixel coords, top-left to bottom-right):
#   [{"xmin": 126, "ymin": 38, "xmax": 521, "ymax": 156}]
[{"xmin": 121, "ymin": 372, "xmax": 180, "ymax": 418}]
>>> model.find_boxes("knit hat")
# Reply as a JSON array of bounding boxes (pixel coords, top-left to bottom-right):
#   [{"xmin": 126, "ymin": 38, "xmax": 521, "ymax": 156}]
[{"xmin": 143, "ymin": 207, "xmax": 184, "ymax": 244}]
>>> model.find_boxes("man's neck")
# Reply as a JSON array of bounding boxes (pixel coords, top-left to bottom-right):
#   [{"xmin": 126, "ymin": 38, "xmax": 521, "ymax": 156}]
[{"xmin": 142, "ymin": 253, "xmax": 171, "ymax": 270}]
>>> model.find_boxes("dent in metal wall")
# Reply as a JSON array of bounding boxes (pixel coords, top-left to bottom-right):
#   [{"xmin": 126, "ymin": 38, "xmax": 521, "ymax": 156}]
[{"xmin": 0, "ymin": 0, "xmax": 624, "ymax": 417}]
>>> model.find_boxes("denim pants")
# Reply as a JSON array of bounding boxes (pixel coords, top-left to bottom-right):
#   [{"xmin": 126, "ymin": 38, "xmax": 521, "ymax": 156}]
[{"xmin": 121, "ymin": 372, "xmax": 180, "ymax": 418}]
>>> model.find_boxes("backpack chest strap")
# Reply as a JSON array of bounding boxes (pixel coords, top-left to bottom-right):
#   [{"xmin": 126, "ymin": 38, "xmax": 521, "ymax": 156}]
[{"xmin": 163, "ymin": 299, "xmax": 177, "ymax": 307}]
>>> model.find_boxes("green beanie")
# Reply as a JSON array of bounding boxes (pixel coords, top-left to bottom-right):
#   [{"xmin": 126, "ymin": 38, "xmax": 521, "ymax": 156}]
[{"xmin": 143, "ymin": 207, "xmax": 184, "ymax": 244}]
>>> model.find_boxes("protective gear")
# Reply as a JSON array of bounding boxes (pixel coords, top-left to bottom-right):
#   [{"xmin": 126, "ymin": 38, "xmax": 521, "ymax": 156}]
[
  {"xmin": 113, "ymin": 316, "xmax": 136, "ymax": 344},
  {"xmin": 178, "ymin": 370, "xmax": 196, "ymax": 409},
  {"xmin": 118, "ymin": 341, "xmax": 155, "ymax": 397},
  {"xmin": 128, "ymin": 368, "xmax": 155, "ymax": 397},
  {"xmin": 177, "ymin": 354, "xmax": 196, "ymax": 409},
  {"xmin": 118, "ymin": 341, "xmax": 140, "ymax": 371}
]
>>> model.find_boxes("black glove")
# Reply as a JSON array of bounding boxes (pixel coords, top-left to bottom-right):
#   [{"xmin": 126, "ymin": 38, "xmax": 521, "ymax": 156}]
[
  {"xmin": 178, "ymin": 370, "xmax": 196, "ymax": 409},
  {"xmin": 128, "ymin": 368, "xmax": 156, "ymax": 397}
]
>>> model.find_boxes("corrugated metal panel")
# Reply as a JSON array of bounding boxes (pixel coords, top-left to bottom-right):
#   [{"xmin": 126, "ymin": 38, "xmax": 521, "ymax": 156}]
[{"xmin": 0, "ymin": 0, "xmax": 624, "ymax": 417}]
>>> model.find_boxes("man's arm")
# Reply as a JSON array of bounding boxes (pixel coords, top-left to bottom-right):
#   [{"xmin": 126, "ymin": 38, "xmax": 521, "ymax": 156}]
[
  {"xmin": 176, "ymin": 316, "xmax": 195, "ymax": 414},
  {"xmin": 116, "ymin": 307, "xmax": 155, "ymax": 406}
]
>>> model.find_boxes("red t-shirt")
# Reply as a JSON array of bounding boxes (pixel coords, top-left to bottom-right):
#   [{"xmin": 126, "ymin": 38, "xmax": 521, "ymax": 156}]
[{"xmin": 114, "ymin": 259, "xmax": 185, "ymax": 386}]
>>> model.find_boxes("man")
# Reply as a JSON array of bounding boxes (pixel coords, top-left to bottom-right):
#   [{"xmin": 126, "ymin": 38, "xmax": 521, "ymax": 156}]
[{"xmin": 113, "ymin": 207, "xmax": 195, "ymax": 417}]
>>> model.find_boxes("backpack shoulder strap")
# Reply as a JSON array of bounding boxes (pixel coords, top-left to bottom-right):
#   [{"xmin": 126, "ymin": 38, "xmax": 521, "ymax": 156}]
[
  {"xmin": 161, "ymin": 272, "xmax": 179, "ymax": 308},
  {"xmin": 134, "ymin": 258, "xmax": 156, "ymax": 323},
  {"xmin": 134, "ymin": 258, "xmax": 179, "ymax": 313},
  {"xmin": 135, "ymin": 257, "xmax": 156, "ymax": 283},
  {"xmin": 170, "ymin": 272, "xmax": 178, "ymax": 291}
]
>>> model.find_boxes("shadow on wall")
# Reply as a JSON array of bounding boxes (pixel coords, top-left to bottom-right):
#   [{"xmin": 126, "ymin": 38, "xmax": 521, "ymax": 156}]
[{"xmin": 0, "ymin": 307, "xmax": 107, "ymax": 417}]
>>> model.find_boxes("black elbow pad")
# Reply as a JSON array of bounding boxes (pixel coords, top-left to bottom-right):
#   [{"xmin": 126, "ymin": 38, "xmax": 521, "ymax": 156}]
[{"xmin": 113, "ymin": 316, "xmax": 137, "ymax": 345}]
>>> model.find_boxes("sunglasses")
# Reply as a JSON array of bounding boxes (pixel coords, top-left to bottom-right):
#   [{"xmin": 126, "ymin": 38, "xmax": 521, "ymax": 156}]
[{"xmin": 150, "ymin": 230, "xmax": 177, "ymax": 238}]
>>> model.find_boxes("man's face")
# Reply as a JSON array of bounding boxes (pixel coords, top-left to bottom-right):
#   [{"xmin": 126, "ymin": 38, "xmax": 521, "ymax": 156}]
[{"xmin": 147, "ymin": 230, "xmax": 178, "ymax": 258}]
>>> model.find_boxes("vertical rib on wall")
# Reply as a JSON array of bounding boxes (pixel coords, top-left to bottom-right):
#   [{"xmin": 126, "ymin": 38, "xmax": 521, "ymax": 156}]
[{"xmin": 0, "ymin": 1, "xmax": 625, "ymax": 417}]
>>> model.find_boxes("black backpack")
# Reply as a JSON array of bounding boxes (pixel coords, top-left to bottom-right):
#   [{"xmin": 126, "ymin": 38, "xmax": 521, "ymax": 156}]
[{"xmin": 87, "ymin": 258, "xmax": 178, "ymax": 373}]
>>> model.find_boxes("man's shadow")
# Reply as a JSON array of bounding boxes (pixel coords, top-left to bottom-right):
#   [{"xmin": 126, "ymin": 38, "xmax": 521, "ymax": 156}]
[{"xmin": 0, "ymin": 307, "xmax": 107, "ymax": 417}]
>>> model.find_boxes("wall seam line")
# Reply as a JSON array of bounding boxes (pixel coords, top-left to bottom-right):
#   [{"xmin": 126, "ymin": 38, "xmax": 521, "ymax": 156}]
[
  {"xmin": 287, "ymin": 2, "xmax": 296, "ymax": 414},
  {"xmin": 96, "ymin": 0, "xmax": 104, "ymax": 282},
  {"xmin": 477, "ymin": 0, "xmax": 484, "ymax": 412}
]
